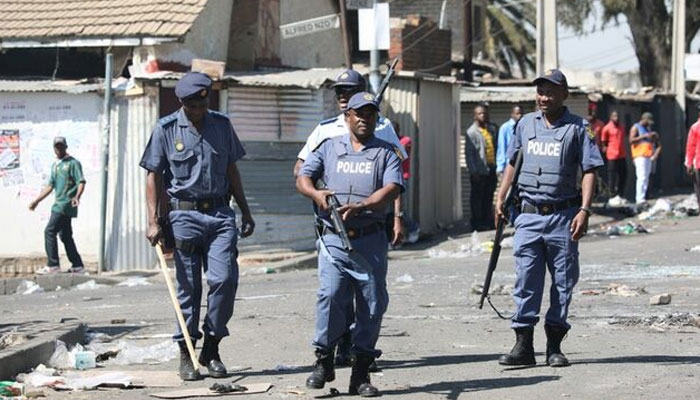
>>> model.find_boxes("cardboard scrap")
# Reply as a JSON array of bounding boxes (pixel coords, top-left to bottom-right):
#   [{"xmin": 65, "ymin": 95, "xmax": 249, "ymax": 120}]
[{"xmin": 149, "ymin": 383, "xmax": 272, "ymax": 399}]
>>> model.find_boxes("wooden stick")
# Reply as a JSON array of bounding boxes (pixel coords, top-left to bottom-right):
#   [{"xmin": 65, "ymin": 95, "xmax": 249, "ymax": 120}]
[{"xmin": 155, "ymin": 244, "xmax": 201, "ymax": 370}]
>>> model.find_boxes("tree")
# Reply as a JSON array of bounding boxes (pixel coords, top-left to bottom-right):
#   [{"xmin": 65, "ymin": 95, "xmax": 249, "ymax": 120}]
[
  {"xmin": 559, "ymin": 0, "xmax": 700, "ymax": 89},
  {"xmin": 483, "ymin": 0, "xmax": 537, "ymax": 78}
]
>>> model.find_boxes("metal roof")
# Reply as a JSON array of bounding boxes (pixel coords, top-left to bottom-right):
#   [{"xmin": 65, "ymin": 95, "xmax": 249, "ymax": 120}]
[
  {"xmin": 0, "ymin": 0, "xmax": 207, "ymax": 42},
  {"xmin": 0, "ymin": 79, "xmax": 101, "ymax": 93}
]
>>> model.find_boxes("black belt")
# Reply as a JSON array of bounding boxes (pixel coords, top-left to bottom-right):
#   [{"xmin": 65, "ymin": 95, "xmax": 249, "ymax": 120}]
[
  {"xmin": 521, "ymin": 197, "xmax": 580, "ymax": 216},
  {"xmin": 325, "ymin": 223, "xmax": 385, "ymax": 239},
  {"xmin": 171, "ymin": 197, "xmax": 228, "ymax": 212}
]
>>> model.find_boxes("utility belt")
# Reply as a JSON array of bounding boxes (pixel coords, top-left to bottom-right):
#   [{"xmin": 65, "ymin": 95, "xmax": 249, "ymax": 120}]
[
  {"xmin": 520, "ymin": 196, "xmax": 581, "ymax": 216},
  {"xmin": 170, "ymin": 197, "xmax": 228, "ymax": 212},
  {"xmin": 323, "ymin": 222, "xmax": 385, "ymax": 240}
]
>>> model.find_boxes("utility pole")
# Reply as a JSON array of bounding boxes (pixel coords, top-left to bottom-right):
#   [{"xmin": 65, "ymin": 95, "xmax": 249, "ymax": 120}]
[
  {"xmin": 338, "ymin": 0, "xmax": 353, "ymax": 69},
  {"xmin": 536, "ymin": 0, "xmax": 558, "ymax": 76},
  {"xmin": 671, "ymin": 0, "xmax": 686, "ymax": 182},
  {"xmin": 463, "ymin": 0, "xmax": 472, "ymax": 81},
  {"xmin": 369, "ymin": 0, "xmax": 381, "ymax": 93},
  {"xmin": 98, "ymin": 51, "xmax": 113, "ymax": 275}
]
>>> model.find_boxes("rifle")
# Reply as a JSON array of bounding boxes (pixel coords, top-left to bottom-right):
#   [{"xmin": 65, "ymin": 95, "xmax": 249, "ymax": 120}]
[
  {"xmin": 479, "ymin": 149, "xmax": 524, "ymax": 310},
  {"xmin": 316, "ymin": 179, "xmax": 353, "ymax": 252},
  {"xmin": 374, "ymin": 58, "xmax": 399, "ymax": 104}
]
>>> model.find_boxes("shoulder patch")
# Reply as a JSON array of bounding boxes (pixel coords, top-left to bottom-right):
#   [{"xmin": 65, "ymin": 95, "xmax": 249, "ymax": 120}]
[
  {"xmin": 320, "ymin": 116, "xmax": 339, "ymax": 126},
  {"xmin": 393, "ymin": 146, "xmax": 405, "ymax": 161},
  {"xmin": 586, "ymin": 124, "xmax": 596, "ymax": 140}
]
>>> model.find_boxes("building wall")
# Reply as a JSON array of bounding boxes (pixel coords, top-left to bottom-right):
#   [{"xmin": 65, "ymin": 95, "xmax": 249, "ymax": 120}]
[
  {"xmin": 0, "ymin": 92, "xmax": 102, "ymax": 269},
  {"xmin": 280, "ymin": 0, "xmax": 345, "ymax": 68},
  {"xmin": 227, "ymin": 0, "xmax": 281, "ymax": 70},
  {"xmin": 153, "ymin": 0, "xmax": 235, "ymax": 67}
]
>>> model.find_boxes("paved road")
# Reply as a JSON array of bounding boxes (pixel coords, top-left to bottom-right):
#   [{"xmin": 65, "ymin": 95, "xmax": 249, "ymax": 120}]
[{"xmin": 3, "ymin": 212, "xmax": 700, "ymax": 399}]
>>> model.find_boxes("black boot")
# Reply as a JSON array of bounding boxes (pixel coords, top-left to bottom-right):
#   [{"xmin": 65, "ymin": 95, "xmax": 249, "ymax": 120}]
[
  {"xmin": 178, "ymin": 341, "xmax": 202, "ymax": 381},
  {"xmin": 498, "ymin": 327, "xmax": 536, "ymax": 366},
  {"xmin": 306, "ymin": 348, "xmax": 336, "ymax": 389},
  {"xmin": 348, "ymin": 354, "xmax": 379, "ymax": 397},
  {"xmin": 545, "ymin": 324, "xmax": 570, "ymax": 367},
  {"xmin": 199, "ymin": 335, "xmax": 227, "ymax": 378},
  {"xmin": 335, "ymin": 332, "xmax": 354, "ymax": 367}
]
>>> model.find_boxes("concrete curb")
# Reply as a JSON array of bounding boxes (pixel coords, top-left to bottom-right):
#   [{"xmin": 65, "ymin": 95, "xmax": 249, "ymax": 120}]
[
  {"xmin": 0, "ymin": 322, "xmax": 86, "ymax": 380},
  {"xmin": 1, "ymin": 275, "xmax": 122, "ymax": 295}
]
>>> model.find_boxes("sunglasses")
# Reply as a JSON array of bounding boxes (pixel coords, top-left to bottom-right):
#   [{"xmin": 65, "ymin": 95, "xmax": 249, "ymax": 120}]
[{"xmin": 335, "ymin": 87, "xmax": 360, "ymax": 97}]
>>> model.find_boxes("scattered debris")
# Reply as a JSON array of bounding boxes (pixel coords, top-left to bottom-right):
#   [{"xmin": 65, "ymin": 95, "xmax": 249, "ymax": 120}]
[
  {"xmin": 418, "ymin": 302, "xmax": 437, "ymax": 308},
  {"xmin": 427, "ymin": 232, "xmax": 485, "ymax": 258},
  {"xmin": 247, "ymin": 267, "xmax": 277, "ymax": 275},
  {"xmin": 673, "ymin": 194, "xmax": 699, "ymax": 217},
  {"xmin": 395, "ymin": 274, "xmax": 414, "ymax": 283},
  {"xmin": 116, "ymin": 276, "xmax": 152, "ymax": 287},
  {"xmin": 688, "ymin": 245, "xmax": 700, "ymax": 253},
  {"xmin": 286, "ymin": 387, "xmax": 305, "ymax": 395},
  {"xmin": 0, "ymin": 329, "xmax": 29, "ymax": 350},
  {"xmin": 607, "ymin": 195, "xmax": 629, "ymax": 207},
  {"xmin": 471, "ymin": 283, "xmax": 513, "ymax": 296},
  {"xmin": 605, "ymin": 223, "xmax": 650, "ymax": 236},
  {"xmin": 329, "ymin": 387, "xmax": 340, "ymax": 395},
  {"xmin": 500, "ymin": 236, "xmax": 514, "ymax": 249},
  {"xmin": 379, "ymin": 330, "xmax": 409, "ymax": 337},
  {"xmin": 236, "ymin": 294, "xmax": 286, "ymax": 301},
  {"xmin": 16, "ymin": 365, "xmax": 64, "ymax": 388},
  {"xmin": 150, "ymin": 383, "xmax": 272, "ymax": 399},
  {"xmin": 110, "ymin": 319, "xmax": 126, "ymax": 324},
  {"xmin": 15, "ymin": 280, "xmax": 44, "ymax": 295},
  {"xmin": 649, "ymin": 294, "xmax": 672, "ymax": 306},
  {"xmin": 0, "ymin": 381, "xmax": 25, "ymax": 396},
  {"xmin": 608, "ymin": 283, "xmax": 646, "ymax": 297},
  {"xmin": 608, "ymin": 313, "xmax": 700, "ymax": 329},
  {"xmin": 74, "ymin": 280, "xmax": 106, "ymax": 291},
  {"xmin": 87, "ymin": 340, "xmax": 178, "ymax": 366},
  {"xmin": 210, "ymin": 383, "xmax": 247, "ymax": 393}
]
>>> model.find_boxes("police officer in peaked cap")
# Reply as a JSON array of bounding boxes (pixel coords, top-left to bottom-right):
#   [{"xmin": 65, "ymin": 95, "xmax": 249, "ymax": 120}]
[
  {"xmin": 294, "ymin": 69, "xmax": 408, "ymax": 368},
  {"xmin": 140, "ymin": 71, "xmax": 255, "ymax": 381},
  {"xmin": 297, "ymin": 92, "xmax": 404, "ymax": 397},
  {"xmin": 495, "ymin": 69, "xmax": 603, "ymax": 367}
]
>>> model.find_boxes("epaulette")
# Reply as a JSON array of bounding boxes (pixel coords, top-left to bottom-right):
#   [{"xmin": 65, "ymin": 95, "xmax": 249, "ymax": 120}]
[
  {"xmin": 311, "ymin": 138, "xmax": 332, "ymax": 153},
  {"xmin": 209, "ymin": 110, "xmax": 230, "ymax": 120},
  {"xmin": 158, "ymin": 113, "xmax": 178, "ymax": 127},
  {"xmin": 319, "ymin": 116, "xmax": 338, "ymax": 126}
]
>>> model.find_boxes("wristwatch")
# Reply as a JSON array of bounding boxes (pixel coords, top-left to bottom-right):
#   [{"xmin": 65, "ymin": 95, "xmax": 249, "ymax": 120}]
[{"xmin": 578, "ymin": 207, "xmax": 591, "ymax": 216}]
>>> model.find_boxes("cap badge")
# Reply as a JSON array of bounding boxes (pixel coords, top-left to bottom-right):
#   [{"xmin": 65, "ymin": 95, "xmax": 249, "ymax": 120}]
[
  {"xmin": 340, "ymin": 73, "xmax": 349, "ymax": 80},
  {"xmin": 545, "ymin": 69, "xmax": 555, "ymax": 76},
  {"xmin": 363, "ymin": 93, "xmax": 374, "ymax": 101}
]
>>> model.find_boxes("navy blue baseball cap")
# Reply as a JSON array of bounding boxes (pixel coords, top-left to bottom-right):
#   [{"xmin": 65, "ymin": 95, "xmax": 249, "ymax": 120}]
[
  {"xmin": 533, "ymin": 68, "xmax": 568, "ymax": 89},
  {"xmin": 175, "ymin": 72, "xmax": 212, "ymax": 100},
  {"xmin": 346, "ymin": 92, "xmax": 379, "ymax": 111},
  {"xmin": 332, "ymin": 69, "xmax": 367, "ymax": 88}
]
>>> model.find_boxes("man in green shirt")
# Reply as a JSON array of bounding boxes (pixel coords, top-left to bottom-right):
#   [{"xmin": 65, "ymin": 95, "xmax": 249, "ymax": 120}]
[{"xmin": 29, "ymin": 136, "xmax": 86, "ymax": 274}]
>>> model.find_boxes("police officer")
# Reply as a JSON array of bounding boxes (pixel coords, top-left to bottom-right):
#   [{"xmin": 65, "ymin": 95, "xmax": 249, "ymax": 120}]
[
  {"xmin": 297, "ymin": 92, "xmax": 403, "ymax": 397},
  {"xmin": 495, "ymin": 69, "xmax": 603, "ymax": 367},
  {"xmin": 140, "ymin": 72, "xmax": 255, "ymax": 380},
  {"xmin": 294, "ymin": 69, "xmax": 407, "ymax": 367}
]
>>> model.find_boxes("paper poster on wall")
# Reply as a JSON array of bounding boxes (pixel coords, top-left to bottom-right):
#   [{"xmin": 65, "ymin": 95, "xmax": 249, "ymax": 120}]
[{"xmin": 0, "ymin": 129, "xmax": 20, "ymax": 170}]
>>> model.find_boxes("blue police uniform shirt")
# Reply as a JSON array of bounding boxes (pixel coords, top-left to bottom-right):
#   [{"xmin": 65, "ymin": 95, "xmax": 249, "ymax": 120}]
[
  {"xmin": 299, "ymin": 133, "xmax": 404, "ymax": 229},
  {"xmin": 139, "ymin": 108, "xmax": 246, "ymax": 200},
  {"xmin": 297, "ymin": 114, "xmax": 407, "ymax": 161},
  {"xmin": 506, "ymin": 108, "xmax": 603, "ymax": 204}
]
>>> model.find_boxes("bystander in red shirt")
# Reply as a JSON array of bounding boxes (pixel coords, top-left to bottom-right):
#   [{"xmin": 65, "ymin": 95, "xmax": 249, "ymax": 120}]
[{"xmin": 601, "ymin": 120, "xmax": 626, "ymax": 160}]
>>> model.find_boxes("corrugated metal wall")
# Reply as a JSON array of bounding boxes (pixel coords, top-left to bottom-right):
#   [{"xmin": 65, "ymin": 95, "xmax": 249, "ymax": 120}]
[
  {"xmin": 228, "ymin": 86, "xmax": 326, "ymax": 142},
  {"xmin": 105, "ymin": 87, "xmax": 159, "ymax": 271},
  {"xmin": 382, "ymin": 77, "xmax": 419, "ymax": 220},
  {"xmin": 417, "ymin": 80, "xmax": 462, "ymax": 231}
]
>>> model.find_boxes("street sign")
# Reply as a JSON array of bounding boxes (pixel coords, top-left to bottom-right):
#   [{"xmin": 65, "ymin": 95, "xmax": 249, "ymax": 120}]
[
  {"xmin": 686, "ymin": 54, "xmax": 700, "ymax": 81},
  {"xmin": 358, "ymin": 3, "xmax": 390, "ymax": 51},
  {"xmin": 280, "ymin": 14, "xmax": 340, "ymax": 39},
  {"xmin": 346, "ymin": 0, "xmax": 374, "ymax": 9}
]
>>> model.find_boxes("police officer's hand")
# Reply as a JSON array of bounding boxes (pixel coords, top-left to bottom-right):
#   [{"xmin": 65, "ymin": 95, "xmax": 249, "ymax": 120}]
[
  {"xmin": 570, "ymin": 210, "xmax": 589, "ymax": 241},
  {"xmin": 338, "ymin": 202, "xmax": 365, "ymax": 221},
  {"xmin": 240, "ymin": 212, "xmax": 255, "ymax": 238},
  {"xmin": 392, "ymin": 217, "xmax": 405, "ymax": 246},
  {"xmin": 312, "ymin": 190, "xmax": 334, "ymax": 211},
  {"xmin": 146, "ymin": 222, "xmax": 162, "ymax": 247},
  {"xmin": 494, "ymin": 197, "xmax": 506, "ymax": 227}
]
